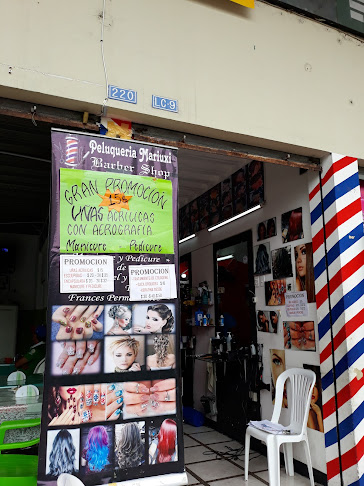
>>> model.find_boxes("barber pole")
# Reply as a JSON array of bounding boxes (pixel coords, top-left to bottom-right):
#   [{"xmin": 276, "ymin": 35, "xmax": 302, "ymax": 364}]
[
  {"xmin": 65, "ymin": 135, "xmax": 79, "ymax": 166},
  {"xmin": 309, "ymin": 154, "xmax": 364, "ymax": 486}
]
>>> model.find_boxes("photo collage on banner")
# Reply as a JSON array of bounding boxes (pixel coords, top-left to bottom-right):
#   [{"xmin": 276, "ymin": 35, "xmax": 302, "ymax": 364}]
[{"xmin": 38, "ymin": 131, "xmax": 184, "ymax": 486}]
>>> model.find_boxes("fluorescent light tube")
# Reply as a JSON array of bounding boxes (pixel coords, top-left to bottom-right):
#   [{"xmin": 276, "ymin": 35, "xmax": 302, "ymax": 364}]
[
  {"xmin": 179, "ymin": 233, "xmax": 196, "ymax": 244},
  {"xmin": 217, "ymin": 254, "xmax": 234, "ymax": 262},
  {"xmin": 208, "ymin": 204, "xmax": 261, "ymax": 232}
]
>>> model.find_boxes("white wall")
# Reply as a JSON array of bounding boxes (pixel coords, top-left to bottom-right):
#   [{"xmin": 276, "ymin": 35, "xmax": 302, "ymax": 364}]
[
  {"xmin": 180, "ymin": 161, "xmax": 325, "ymax": 474},
  {"xmin": 1, "ymin": 0, "xmax": 364, "ymax": 160}
]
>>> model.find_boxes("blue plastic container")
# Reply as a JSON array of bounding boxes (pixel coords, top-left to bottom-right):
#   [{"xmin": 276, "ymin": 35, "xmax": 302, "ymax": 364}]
[{"xmin": 183, "ymin": 406, "xmax": 205, "ymax": 427}]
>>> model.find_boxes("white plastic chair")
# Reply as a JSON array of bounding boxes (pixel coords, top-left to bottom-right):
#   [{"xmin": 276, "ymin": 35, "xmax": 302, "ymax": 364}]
[
  {"xmin": 57, "ymin": 473, "xmax": 85, "ymax": 486},
  {"xmin": 7, "ymin": 370, "xmax": 26, "ymax": 384},
  {"xmin": 34, "ymin": 357, "xmax": 45, "ymax": 374},
  {"xmin": 245, "ymin": 368, "xmax": 316, "ymax": 486},
  {"xmin": 15, "ymin": 384, "xmax": 39, "ymax": 398}
]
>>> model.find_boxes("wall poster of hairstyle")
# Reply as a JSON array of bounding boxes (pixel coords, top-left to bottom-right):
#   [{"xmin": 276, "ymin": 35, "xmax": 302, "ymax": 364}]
[
  {"xmin": 232, "ymin": 166, "xmax": 248, "ymax": 215},
  {"xmin": 283, "ymin": 321, "xmax": 316, "ymax": 351},
  {"xmin": 189, "ymin": 199, "xmax": 199, "ymax": 234},
  {"xmin": 257, "ymin": 217, "xmax": 276, "ymax": 241},
  {"xmin": 248, "ymin": 160, "xmax": 264, "ymax": 208},
  {"xmin": 294, "ymin": 242, "xmax": 316, "ymax": 302},
  {"xmin": 271, "ymin": 246, "xmax": 293, "ymax": 280},
  {"xmin": 303, "ymin": 364, "xmax": 324, "ymax": 432},
  {"xmin": 149, "ymin": 417, "xmax": 178, "ymax": 465},
  {"xmin": 198, "ymin": 191, "xmax": 210, "ymax": 230},
  {"xmin": 254, "ymin": 243, "xmax": 271, "ymax": 275},
  {"xmin": 265, "ymin": 279, "xmax": 293, "ymax": 306},
  {"xmin": 281, "ymin": 207, "xmax": 304, "ymax": 243},
  {"xmin": 38, "ymin": 131, "xmax": 185, "ymax": 486},
  {"xmin": 220, "ymin": 176, "xmax": 233, "ymax": 222}
]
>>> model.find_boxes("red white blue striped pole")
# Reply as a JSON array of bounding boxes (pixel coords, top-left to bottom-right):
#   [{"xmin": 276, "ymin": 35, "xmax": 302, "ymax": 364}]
[{"xmin": 309, "ymin": 154, "xmax": 364, "ymax": 486}]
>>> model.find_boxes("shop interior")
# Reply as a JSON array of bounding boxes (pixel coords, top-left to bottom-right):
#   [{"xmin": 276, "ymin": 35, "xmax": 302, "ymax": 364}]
[{"xmin": 0, "ymin": 114, "xmax": 326, "ymax": 480}]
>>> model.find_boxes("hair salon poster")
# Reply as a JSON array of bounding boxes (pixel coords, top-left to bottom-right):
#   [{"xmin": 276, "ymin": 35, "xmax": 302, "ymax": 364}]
[{"xmin": 38, "ymin": 129, "xmax": 186, "ymax": 486}]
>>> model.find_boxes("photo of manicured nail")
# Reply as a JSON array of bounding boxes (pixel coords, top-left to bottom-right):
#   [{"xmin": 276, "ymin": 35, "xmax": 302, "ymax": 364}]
[
  {"xmin": 67, "ymin": 347, "xmax": 75, "ymax": 356},
  {"xmin": 100, "ymin": 391, "xmax": 106, "ymax": 405},
  {"xmin": 86, "ymin": 389, "xmax": 92, "ymax": 407},
  {"xmin": 115, "ymin": 390, "xmax": 123, "ymax": 397},
  {"xmin": 65, "ymin": 326, "xmax": 72, "ymax": 333},
  {"xmin": 87, "ymin": 357, "xmax": 94, "ymax": 365},
  {"xmin": 117, "ymin": 397, "xmax": 123, "ymax": 404},
  {"xmin": 87, "ymin": 344, "xmax": 95, "ymax": 353},
  {"xmin": 59, "ymin": 320, "xmax": 67, "ymax": 327},
  {"xmin": 75, "ymin": 327, "xmax": 83, "ymax": 334},
  {"xmin": 114, "ymin": 409, "xmax": 121, "ymax": 416},
  {"xmin": 141, "ymin": 394, "xmax": 149, "ymax": 403},
  {"xmin": 91, "ymin": 318, "xmax": 97, "ymax": 324},
  {"xmin": 93, "ymin": 389, "xmax": 100, "ymax": 405},
  {"xmin": 81, "ymin": 410, "xmax": 92, "ymax": 422},
  {"xmin": 76, "ymin": 350, "xmax": 83, "ymax": 358},
  {"xmin": 62, "ymin": 369, "xmax": 69, "ymax": 375},
  {"xmin": 63, "ymin": 308, "xmax": 70, "ymax": 314},
  {"xmin": 141, "ymin": 403, "xmax": 148, "ymax": 411},
  {"xmin": 79, "ymin": 393, "xmax": 84, "ymax": 410},
  {"xmin": 151, "ymin": 400, "xmax": 159, "ymax": 409},
  {"xmin": 70, "ymin": 315, "xmax": 77, "ymax": 322},
  {"xmin": 94, "ymin": 314, "xmax": 99, "ymax": 319},
  {"xmin": 108, "ymin": 384, "xmax": 115, "ymax": 391},
  {"xmin": 61, "ymin": 342, "xmax": 66, "ymax": 348},
  {"xmin": 72, "ymin": 368, "xmax": 80, "ymax": 375},
  {"xmin": 80, "ymin": 316, "xmax": 86, "ymax": 322},
  {"xmin": 56, "ymin": 360, "xmax": 63, "ymax": 368},
  {"xmin": 85, "ymin": 321, "xmax": 92, "ymax": 328}
]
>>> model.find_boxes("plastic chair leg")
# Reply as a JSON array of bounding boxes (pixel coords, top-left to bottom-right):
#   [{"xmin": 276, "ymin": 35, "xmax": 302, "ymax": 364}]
[
  {"xmin": 303, "ymin": 439, "xmax": 315, "ymax": 486},
  {"xmin": 283, "ymin": 443, "xmax": 294, "ymax": 476},
  {"xmin": 267, "ymin": 436, "xmax": 280, "ymax": 486},
  {"xmin": 244, "ymin": 431, "xmax": 251, "ymax": 481}
]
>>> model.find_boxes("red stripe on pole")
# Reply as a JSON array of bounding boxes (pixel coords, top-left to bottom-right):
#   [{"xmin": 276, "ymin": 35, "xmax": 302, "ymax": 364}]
[
  {"xmin": 316, "ymin": 284, "xmax": 328, "ymax": 310},
  {"xmin": 323, "ymin": 371, "xmax": 364, "ymax": 419},
  {"xmin": 327, "ymin": 456, "xmax": 340, "ymax": 481},
  {"xmin": 321, "ymin": 156, "xmax": 357, "ymax": 187},
  {"xmin": 309, "ymin": 182, "xmax": 320, "ymax": 201},
  {"xmin": 312, "ymin": 228, "xmax": 324, "ymax": 252},
  {"xmin": 341, "ymin": 435, "xmax": 364, "ymax": 472},
  {"xmin": 324, "ymin": 199, "xmax": 362, "ymax": 240},
  {"xmin": 328, "ymin": 251, "xmax": 364, "ymax": 296},
  {"xmin": 320, "ymin": 308, "xmax": 364, "ymax": 365}
]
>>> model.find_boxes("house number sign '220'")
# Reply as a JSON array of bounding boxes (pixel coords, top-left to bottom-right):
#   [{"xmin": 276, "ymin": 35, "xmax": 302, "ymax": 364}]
[{"xmin": 108, "ymin": 85, "xmax": 137, "ymax": 104}]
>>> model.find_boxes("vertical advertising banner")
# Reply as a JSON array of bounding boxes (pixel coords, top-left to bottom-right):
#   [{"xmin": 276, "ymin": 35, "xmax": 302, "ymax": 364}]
[{"xmin": 38, "ymin": 130, "xmax": 186, "ymax": 486}]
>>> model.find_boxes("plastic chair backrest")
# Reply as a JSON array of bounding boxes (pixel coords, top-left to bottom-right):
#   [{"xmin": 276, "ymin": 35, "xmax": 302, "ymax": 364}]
[
  {"xmin": 15, "ymin": 384, "xmax": 40, "ymax": 398},
  {"xmin": 57, "ymin": 474, "xmax": 85, "ymax": 486},
  {"xmin": 271, "ymin": 368, "xmax": 316, "ymax": 435},
  {"xmin": 0, "ymin": 419, "xmax": 41, "ymax": 451},
  {"xmin": 34, "ymin": 358, "xmax": 45, "ymax": 374},
  {"xmin": 7, "ymin": 371, "xmax": 26, "ymax": 384}
]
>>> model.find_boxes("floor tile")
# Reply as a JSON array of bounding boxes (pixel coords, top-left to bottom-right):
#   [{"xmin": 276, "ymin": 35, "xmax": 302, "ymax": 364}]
[
  {"xmin": 184, "ymin": 435, "xmax": 201, "ymax": 447},
  {"xmin": 183, "ymin": 423, "xmax": 214, "ymax": 434},
  {"xmin": 190, "ymin": 430, "xmax": 232, "ymax": 445},
  {"xmin": 245, "ymin": 454, "xmax": 270, "ymax": 472},
  {"xmin": 186, "ymin": 471, "xmax": 200, "ymax": 485},
  {"xmin": 184, "ymin": 445, "xmax": 216, "ymax": 464},
  {"xmin": 212, "ymin": 476, "xmax": 263, "ymax": 486},
  {"xmin": 187, "ymin": 458, "xmax": 243, "ymax": 481},
  {"xmin": 255, "ymin": 469, "xmax": 314, "ymax": 485}
]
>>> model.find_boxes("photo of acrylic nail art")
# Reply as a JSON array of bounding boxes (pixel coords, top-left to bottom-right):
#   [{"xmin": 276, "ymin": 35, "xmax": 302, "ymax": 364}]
[
  {"xmin": 50, "ymin": 341, "xmax": 101, "ymax": 376},
  {"xmin": 86, "ymin": 389, "xmax": 92, "ymax": 407},
  {"xmin": 81, "ymin": 410, "xmax": 92, "ymax": 422},
  {"xmin": 100, "ymin": 391, "xmax": 106, "ymax": 406},
  {"xmin": 93, "ymin": 389, "xmax": 100, "ymax": 405},
  {"xmin": 51, "ymin": 305, "xmax": 104, "ymax": 342}
]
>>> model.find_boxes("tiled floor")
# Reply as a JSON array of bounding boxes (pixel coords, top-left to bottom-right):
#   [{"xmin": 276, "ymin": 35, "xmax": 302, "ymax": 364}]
[{"xmin": 183, "ymin": 424, "xmax": 318, "ymax": 486}]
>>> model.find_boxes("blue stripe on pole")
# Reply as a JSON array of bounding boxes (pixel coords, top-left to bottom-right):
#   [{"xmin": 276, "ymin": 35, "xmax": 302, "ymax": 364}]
[
  {"xmin": 348, "ymin": 473, "xmax": 364, "ymax": 486},
  {"xmin": 330, "ymin": 279, "xmax": 364, "ymax": 326},
  {"xmin": 326, "ymin": 224, "xmax": 364, "ymax": 268},
  {"xmin": 325, "ymin": 401, "xmax": 364, "ymax": 447},
  {"xmin": 311, "ymin": 202, "xmax": 322, "ymax": 225},
  {"xmin": 323, "ymin": 174, "xmax": 359, "ymax": 212},
  {"xmin": 322, "ymin": 339, "xmax": 364, "ymax": 390},
  {"xmin": 314, "ymin": 255, "xmax": 327, "ymax": 280}
]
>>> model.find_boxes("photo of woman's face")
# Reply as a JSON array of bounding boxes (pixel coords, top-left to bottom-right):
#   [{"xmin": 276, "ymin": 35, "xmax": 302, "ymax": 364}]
[
  {"xmin": 295, "ymin": 244, "xmax": 306, "ymax": 277},
  {"xmin": 311, "ymin": 384, "xmax": 319, "ymax": 404},
  {"xmin": 117, "ymin": 314, "xmax": 131, "ymax": 329},
  {"xmin": 271, "ymin": 350, "xmax": 285, "ymax": 385},
  {"xmin": 145, "ymin": 310, "xmax": 165, "ymax": 332},
  {"xmin": 113, "ymin": 345, "xmax": 136, "ymax": 370}
]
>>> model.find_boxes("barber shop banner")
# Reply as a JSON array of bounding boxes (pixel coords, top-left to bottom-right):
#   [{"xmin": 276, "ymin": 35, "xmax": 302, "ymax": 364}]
[{"xmin": 38, "ymin": 129, "xmax": 186, "ymax": 486}]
